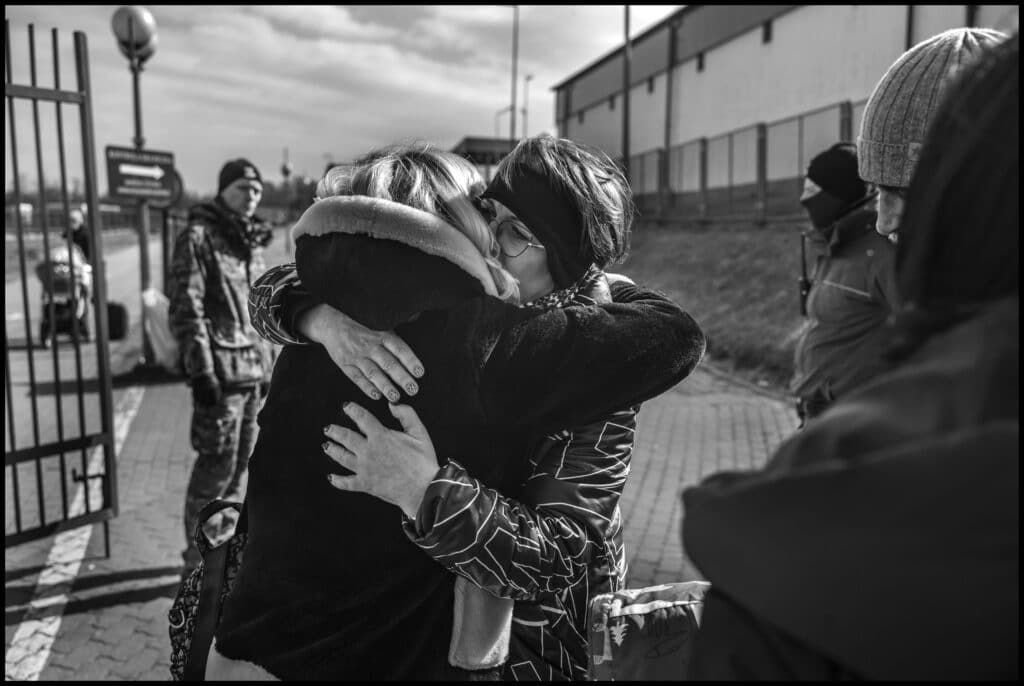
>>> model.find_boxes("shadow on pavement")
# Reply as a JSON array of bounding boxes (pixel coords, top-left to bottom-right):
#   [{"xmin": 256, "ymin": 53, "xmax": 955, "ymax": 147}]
[{"xmin": 5, "ymin": 565, "xmax": 183, "ymax": 625}]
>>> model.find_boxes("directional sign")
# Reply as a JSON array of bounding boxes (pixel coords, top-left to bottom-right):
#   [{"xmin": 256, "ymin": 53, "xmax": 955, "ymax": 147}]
[{"xmin": 105, "ymin": 146, "xmax": 176, "ymax": 201}]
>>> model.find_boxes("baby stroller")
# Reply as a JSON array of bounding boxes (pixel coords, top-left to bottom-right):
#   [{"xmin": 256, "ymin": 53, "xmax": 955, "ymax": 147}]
[{"xmin": 35, "ymin": 243, "xmax": 93, "ymax": 348}]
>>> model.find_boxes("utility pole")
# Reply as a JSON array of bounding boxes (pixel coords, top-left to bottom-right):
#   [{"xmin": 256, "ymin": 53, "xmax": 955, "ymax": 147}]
[
  {"xmin": 510, "ymin": 5, "xmax": 519, "ymax": 147},
  {"xmin": 622, "ymin": 5, "xmax": 632, "ymax": 182}
]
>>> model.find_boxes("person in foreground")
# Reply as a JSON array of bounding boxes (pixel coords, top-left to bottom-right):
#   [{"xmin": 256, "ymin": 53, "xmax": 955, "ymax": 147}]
[
  {"xmin": 300, "ymin": 136, "xmax": 705, "ymax": 680},
  {"xmin": 681, "ymin": 33, "xmax": 1018, "ymax": 680},
  {"xmin": 211, "ymin": 143, "xmax": 705, "ymax": 679}
]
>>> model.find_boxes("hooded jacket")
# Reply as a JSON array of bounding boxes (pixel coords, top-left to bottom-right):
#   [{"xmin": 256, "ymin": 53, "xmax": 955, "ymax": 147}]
[
  {"xmin": 684, "ymin": 296, "xmax": 1018, "ymax": 680},
  {"xmin": 215, "ymin": 197, "xmax": 705, "ymax": 680}
]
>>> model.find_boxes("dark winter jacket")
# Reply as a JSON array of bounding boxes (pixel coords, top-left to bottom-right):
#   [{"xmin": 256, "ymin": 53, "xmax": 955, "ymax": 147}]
[
  {"xmin": 250, "ymin": 262, "xmax": 646, "ymax": 680},
  {"xmin": 791, "ymin": 202, "xmax": 898, "ymax": 402},
  {"xmin": 215, "ymin": 196, "xmax": 706, "ymax": 680},
  {"xmin": 684, "ymin": 295, "xmax": 1018, "ymax": 680},
  {"xmin": 168, "ymin": 198, "xmax": 275, "ymax": 388}
]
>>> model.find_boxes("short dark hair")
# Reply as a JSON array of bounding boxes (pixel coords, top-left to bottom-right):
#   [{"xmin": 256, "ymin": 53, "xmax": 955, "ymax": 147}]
[{"xmin": 495, "ymin": 134, "xmax": 634, "ymax": 268}]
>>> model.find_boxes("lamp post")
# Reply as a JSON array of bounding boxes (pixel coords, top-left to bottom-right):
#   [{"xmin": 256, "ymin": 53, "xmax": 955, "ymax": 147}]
[
  {"xmin": 622, "ymin": 5, "xmax": 632, "ymax": 182},
  {"xmin": 111, "ymin": 5, "xmax": 158, "ymax": 366},
  {"xmin": 499, "ymin": 5, "xmax": 520, "ymax": 146},
  {"xmin": 495, "ymin": 105, "xmax": 512, "ymax": 138},
  {"xmin": 522, "ymin": 73, "xmax": 533, "ymax": 139},
  {"xmin": 281, "ymin": 147, "xmax": 294, "ymax": 255}
]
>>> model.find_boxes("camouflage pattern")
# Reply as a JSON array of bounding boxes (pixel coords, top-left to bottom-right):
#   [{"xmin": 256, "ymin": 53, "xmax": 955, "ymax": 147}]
[
  {"xmin": 181, "ymin": 387, "xmax": 261, "ymax": 571},
  {"xmin": 169, "ymin": 198, "xmax": 276, "ymax": 572},
  {"xmin": 168, "ymin": 199, "xmax": 276, "ymax": 388}
]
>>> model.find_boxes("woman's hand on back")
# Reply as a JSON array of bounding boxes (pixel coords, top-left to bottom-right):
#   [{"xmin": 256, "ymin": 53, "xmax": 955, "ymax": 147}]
[
  {"xmin": 322, "ymin": 402, "xmax": 439, "ymax": 519},
  {"xmin": 298, "ymin": 303, "xmax": 425, "ymax": 403}
]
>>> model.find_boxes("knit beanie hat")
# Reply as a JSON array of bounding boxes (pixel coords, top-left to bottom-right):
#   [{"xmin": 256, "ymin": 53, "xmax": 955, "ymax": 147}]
[
  {"xmin": 217, "ymin": 158, "xmax": 262, "ymax": 195},
  {"xmin": 805, "ymin": 143, "xmax": 866, "ymax": 206},
  {"xmin": 858, "ymin": 28, "xmax": 1005, "ymax": 188}
]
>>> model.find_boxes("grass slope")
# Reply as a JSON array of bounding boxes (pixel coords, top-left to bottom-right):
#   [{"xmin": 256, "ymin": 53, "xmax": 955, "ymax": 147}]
[{"xmin": 619, "ymin": 220, "xmax": 809, "ymax": 393}]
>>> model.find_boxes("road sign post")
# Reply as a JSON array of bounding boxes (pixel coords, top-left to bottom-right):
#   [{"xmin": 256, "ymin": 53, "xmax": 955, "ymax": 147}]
[{"xmin": 105, "ymin": 145, "xmax": 175, "ymax": 367}]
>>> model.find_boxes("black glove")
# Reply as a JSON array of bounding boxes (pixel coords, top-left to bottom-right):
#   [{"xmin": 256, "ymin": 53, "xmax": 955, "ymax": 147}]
[{"xmin": 191, "ymin": 373, "xmax": 222, "ymax": 406}]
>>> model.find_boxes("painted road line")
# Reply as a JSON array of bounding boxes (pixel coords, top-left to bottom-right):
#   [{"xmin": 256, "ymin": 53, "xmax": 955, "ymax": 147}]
[{"xmin": 4, "ymin": 385, "xmax": 146, "ymax": 681}]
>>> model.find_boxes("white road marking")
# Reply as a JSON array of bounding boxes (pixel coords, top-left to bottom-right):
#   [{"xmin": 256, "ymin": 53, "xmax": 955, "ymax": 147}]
[{"xmin": 4, "ymin": 385, "xmax": 146, "ymax": 681}]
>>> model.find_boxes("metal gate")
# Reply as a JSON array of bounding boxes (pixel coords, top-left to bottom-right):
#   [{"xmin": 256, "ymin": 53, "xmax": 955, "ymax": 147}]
[{"xmin": 5, "ymin": 20, "xmax": 118, "ymax": 550}]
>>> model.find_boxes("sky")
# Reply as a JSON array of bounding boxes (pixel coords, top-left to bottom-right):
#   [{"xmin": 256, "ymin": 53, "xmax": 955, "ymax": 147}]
[{"xmin": 4, "ymin": 5, "xmax": 683, "ymax": 197}]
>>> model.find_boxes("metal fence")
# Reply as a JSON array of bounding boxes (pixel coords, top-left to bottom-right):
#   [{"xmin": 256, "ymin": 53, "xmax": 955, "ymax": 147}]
[
  {"xmin": 628, "ymin": 98, "xmax": 863, "ymax": 224},
  {"xmin": 5, "ymin": 20, "xmax": 119, "ymax": 550}
]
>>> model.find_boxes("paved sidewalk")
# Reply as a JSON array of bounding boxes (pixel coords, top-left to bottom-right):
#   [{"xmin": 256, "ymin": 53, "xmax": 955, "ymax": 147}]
[{"xmin": 5, "ymin": 362, "xmax": 797, "ymax": 680}]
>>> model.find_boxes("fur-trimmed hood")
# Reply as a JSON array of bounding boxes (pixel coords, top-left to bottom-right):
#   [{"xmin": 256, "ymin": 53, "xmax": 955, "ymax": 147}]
[{"xmin": 291, "ymin": 196, "xmax": 500, "ymax": 330}]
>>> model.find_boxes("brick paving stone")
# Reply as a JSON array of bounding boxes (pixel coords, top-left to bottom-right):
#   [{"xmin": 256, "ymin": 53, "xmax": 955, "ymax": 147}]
[{"xmin": 7, "ymin": 300, "xmax": 797, "ymax": 678}]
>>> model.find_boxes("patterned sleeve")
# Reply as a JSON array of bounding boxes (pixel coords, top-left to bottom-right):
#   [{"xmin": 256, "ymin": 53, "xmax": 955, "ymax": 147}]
[
  {"xmin": 403, "ymin": 407, "xmax": 637, "ymax": 600},
  {"xmin": 247, "ymin": 262, "xmax": 313, "ymax": 346}
]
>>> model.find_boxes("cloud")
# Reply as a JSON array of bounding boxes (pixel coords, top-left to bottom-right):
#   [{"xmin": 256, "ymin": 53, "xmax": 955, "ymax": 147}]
[{"xmin": 4, "ymin": 4, "xmax": 683, "ymax": 193}]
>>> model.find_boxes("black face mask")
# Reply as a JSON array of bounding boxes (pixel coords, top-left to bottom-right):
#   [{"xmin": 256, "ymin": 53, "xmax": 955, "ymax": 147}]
[{"xmin": 801, "ymin": 191, "xmax": 846, "ymax": 231}]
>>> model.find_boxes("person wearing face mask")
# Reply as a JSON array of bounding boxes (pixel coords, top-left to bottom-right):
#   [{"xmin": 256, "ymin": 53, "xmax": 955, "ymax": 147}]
[
  {"xmin": 857, "ymin": 27, "xmax": 1005, "ymax": 244},
  {"xmin": 168, "ymin": 158, "xmax": 276, "ymax": 578},
  {"xmin": 790, "ymin": 143, "xmax": 897, "ymax": 426}
]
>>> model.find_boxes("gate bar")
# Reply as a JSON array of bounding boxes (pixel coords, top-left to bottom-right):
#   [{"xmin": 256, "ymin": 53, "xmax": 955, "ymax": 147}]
[
  {"xmin": 76, "ymin": 28, "xmax": 119, "ymax": 521},
  {"xmin": 31, "ymin": 24, "xmax": 74, "ymax": 524},
  {"xmin": 53, "ymin": 25, "xmax": 88, "ymax": 523},
  {"xmin": 4, "ymin": 329, "xmax": 23, "ymax": 533},
  {"xmin": 31, "ymin": 23, "xmax": 69, "ymax": 528},
  {"xmin": 5, "ymin": 19, "xmax": 42, "ymax": 451}
]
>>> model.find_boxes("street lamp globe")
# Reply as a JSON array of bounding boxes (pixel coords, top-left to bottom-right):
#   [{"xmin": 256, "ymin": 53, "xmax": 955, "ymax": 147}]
[{"xmin": 111, "ymin": 6, "xmax": 158, "ymax": 63}]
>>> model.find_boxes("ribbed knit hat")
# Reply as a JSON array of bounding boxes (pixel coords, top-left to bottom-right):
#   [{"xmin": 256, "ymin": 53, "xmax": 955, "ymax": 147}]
[{"xmin": 858, "ymin": 28, "xmax": 1005, "ymax": 188}]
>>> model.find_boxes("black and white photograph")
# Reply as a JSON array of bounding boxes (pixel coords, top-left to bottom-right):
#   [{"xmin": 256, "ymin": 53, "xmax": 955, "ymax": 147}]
[{"xmin": 4, "ymin": 4, "xmax": 1018, "ymax": 681}]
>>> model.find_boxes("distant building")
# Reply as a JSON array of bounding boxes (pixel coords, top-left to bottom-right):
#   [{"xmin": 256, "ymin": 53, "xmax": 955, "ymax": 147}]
[
  {"xmin": 451, "ymin": 137, "xmax": 517, "ymax": 182},
  {"xmin": 552, "ymin": 4, "xmax": 1018, "ymax": 222}
]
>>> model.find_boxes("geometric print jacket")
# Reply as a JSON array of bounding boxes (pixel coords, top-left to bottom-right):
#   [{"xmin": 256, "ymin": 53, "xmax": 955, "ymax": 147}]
[{"xmin": 248, "ymin": 263, "xmax": 638, "ymax": 680}]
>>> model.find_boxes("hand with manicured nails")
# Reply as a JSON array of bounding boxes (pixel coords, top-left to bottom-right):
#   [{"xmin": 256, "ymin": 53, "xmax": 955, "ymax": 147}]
[
  {"xmin": 299, "ymin": 304, "xmax": 425, "ymax": 403},
  {"xmin": 191, "ymin": 372, "xmax": 222, "ymax": 406},
  {"xmin": 322, "ymin": 402, "xmax": 439, "ymax": 519}
]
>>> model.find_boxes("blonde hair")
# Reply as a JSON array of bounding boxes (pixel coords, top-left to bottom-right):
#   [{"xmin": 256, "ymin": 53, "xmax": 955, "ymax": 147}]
[
  {"xmin": 495, "ymin": 134, "xmax": 633, "ymax": 268},
  {"xmin": 317, "ymin": 144, "xmax": 519, "ymax": 302}
]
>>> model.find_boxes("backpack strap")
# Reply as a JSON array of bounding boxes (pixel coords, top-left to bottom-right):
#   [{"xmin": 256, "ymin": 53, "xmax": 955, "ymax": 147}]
[{"xmin": 183, "ymin": 499, "xmax": 246, "ymax": 681}]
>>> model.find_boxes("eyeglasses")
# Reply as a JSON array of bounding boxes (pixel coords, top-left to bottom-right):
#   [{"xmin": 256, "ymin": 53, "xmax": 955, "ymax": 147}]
[{"xmin": 496, "ymin": 220, "xmax": 546, "ymax": 258}]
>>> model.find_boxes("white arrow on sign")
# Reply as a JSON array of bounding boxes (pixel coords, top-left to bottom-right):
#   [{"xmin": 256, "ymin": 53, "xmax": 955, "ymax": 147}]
[{"xmin": 119, "ymin": 163, "xmax": 165, "ymax": 180}]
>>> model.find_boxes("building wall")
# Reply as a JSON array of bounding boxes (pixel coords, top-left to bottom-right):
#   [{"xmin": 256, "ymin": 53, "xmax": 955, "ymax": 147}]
[
  {"xmin": 670, "ymin": 4, "xmax": 906, "ymax": 145},
  {"xmin": 975, "ymin": 4, "xmax": 1019, "ymax": 31},
  {"xmin": 913, "ymin": 5, "xmax": 971, "ymax": 44},
  {"xmin": 563, "ymin": 94, "xmax": 622, "ymax": 156},
  {"xmin": 630, "ymin": 72, "xmax": 667, "ymax": 155},
  {"xmin": 554, "ymin": 3, "xmax": 1018, "ymax": 200}
]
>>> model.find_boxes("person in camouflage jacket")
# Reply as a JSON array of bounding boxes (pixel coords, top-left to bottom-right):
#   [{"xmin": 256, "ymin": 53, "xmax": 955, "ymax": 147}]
[{"xmin": 168, "ymin": 158, "xmax": 275, "ymax": 577}]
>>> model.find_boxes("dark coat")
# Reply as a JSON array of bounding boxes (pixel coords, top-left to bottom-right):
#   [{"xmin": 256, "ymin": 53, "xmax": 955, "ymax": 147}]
[
  {"xmin": 216, "ymin": 199, "xmax": 706, "ymax": 680},
  {"xmin": 791, "ymin": 203, "xmax": 898, "ymax": 402},
  {"xmin": 683, "ymin": 296, "xmax": 1018, "ymax": 680}
]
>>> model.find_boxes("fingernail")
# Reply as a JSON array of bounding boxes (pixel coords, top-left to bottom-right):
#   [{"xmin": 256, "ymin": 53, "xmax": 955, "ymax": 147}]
[
  {"xmin": 388, "ymin": 390, "xmax": 399, "ymax": 402},
  {"xmin": 369, "ymin": 391, "xmax": 380, "ymax": 400},
  {"xmin": 406, "ymin": 383, "xmax": 417, "ymax": 395},
  {"xmin": 326, "ymin": 474, "xmax": 335, "ymax": 485},
  {"xmin": 413, "ymin": 366, "xmax": 424, "ymax": 377},
  {"xmin": 322, "ymin": 441, "xmax": 331, "ymax": 452},
  {"xmin": 343, "ymin": 401, "xmax": 351, "ymax": 410},
  {"xmin": 323, "ymin": 425, "xmax": 330, "ymax": 434}
]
